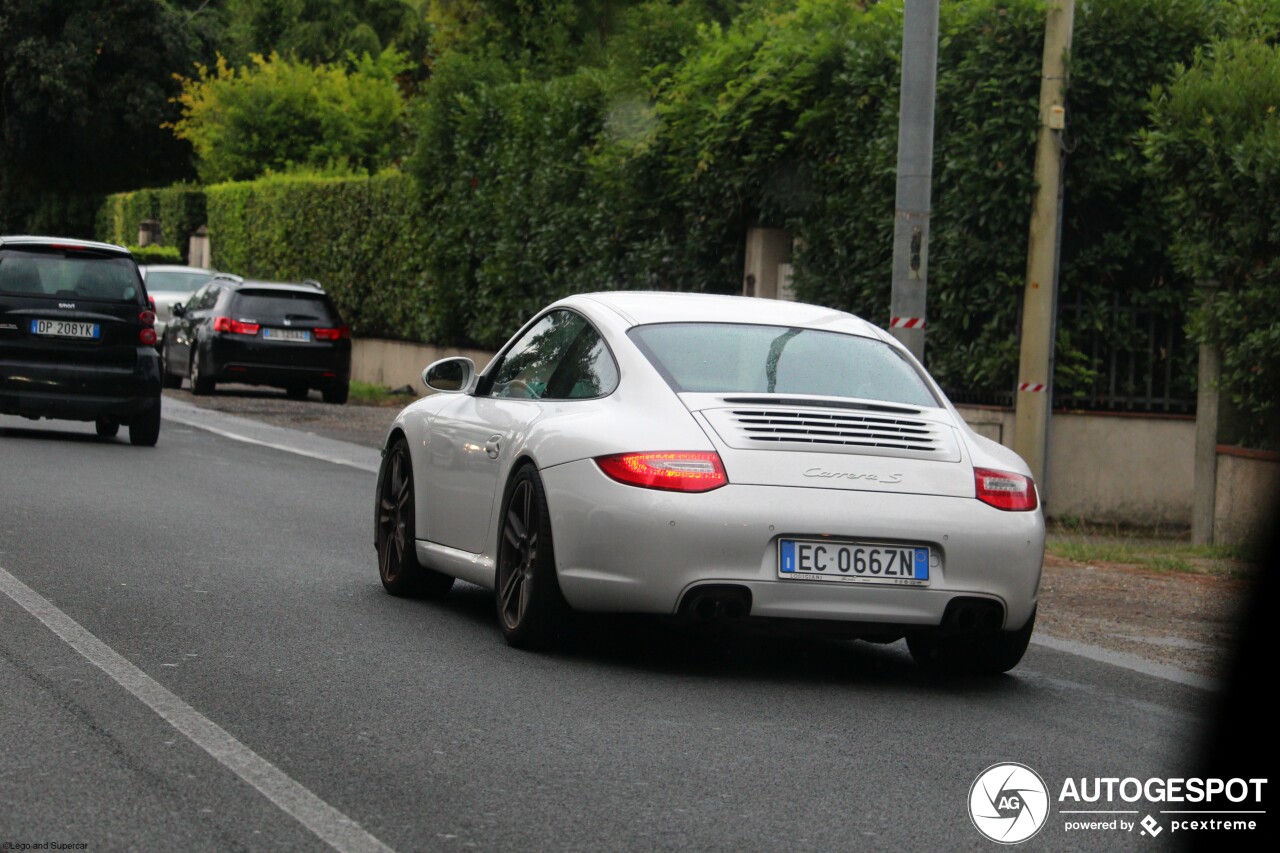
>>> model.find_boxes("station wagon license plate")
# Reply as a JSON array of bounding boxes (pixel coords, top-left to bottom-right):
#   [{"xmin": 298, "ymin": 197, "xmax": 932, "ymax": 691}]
[
  {"xmin": 779, "ymin": 539, "xmax": 930, "ymax": 585},
  {"xmin": 262, "ymin": 328, "xmax": 311, "ymax": 342},
  {"xmin": 31, "ymin": 319, "xmax": 99, "ymax": 339}
]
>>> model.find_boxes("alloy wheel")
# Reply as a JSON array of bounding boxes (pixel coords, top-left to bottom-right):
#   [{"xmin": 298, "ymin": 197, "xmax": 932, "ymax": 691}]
[{"xmin": 498, "ymin": 478, "xmax": 537, "ymax": 630}]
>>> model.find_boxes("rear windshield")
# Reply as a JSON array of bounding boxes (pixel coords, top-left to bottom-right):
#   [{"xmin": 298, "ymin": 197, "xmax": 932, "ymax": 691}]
[
  {"xmin": 229, "ymin": 289, "xmax": 338, "ymax": 325},
  {"xmin": 628, "ymin": 322, "xmax": 939, "ymax": 408},
  {"xmin": 145, "ymin": 270, "xmax": 212, "ymax": 294},
  {"xmin": 0, "ymin": 248, "xmax": 142, "ymax": 303}
]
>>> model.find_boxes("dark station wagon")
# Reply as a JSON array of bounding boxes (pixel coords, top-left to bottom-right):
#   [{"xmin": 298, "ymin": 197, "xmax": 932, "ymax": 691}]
[
  {"xmin": 162, "ymin": 274, "xmax": 352, "ymax": 404},
  {"xmin": 0, "ymin": 236, "xmax": 162, "ymax": 446}
]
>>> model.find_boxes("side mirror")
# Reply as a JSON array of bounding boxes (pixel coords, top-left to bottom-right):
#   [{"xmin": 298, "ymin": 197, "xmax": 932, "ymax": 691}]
[
  {"xmin": 423, "ymin": 357, "xmax": 476, "ymax": 394},
  {"xmin": 171, "ymin": 303, "xmax": 185, "ymax": 317}
]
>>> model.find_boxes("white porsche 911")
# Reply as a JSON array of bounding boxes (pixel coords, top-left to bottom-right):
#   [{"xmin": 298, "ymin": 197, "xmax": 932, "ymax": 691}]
[{"xmin": 375, "ymin": 292, "xmax": 1044, "ymax": 673}]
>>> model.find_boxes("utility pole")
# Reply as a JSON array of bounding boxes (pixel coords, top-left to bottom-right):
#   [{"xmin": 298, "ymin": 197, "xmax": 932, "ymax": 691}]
[
  {"xmin": 889, "ymin": 0, "xmax": 940, "ymax": 362},
  {"xmin": 1013, "ymin": 0, "xmax": 1075, "ymax": 494}
]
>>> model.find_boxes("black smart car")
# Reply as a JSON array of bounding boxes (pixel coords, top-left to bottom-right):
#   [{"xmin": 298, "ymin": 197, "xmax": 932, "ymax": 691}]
[
  {"xmin": 162, "ymin": 275, "xmax": 351, "ymax": 404},
  {"xmin": 0, "ymin": 236, "xmax": 162, "ymax": 446}
]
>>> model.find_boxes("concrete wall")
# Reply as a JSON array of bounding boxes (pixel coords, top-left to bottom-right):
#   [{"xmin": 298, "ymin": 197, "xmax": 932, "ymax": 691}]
[
  {"xmin": 955, "ymin": 405, "xmax": 1196, "ymax": 526},
  {"xmin": 351, "ymin": 338, "xmax": 495, "ymax": 395},
  {"xmin": 1214, "ymin": 447, "xmax": 1280, "ymax": 548}
]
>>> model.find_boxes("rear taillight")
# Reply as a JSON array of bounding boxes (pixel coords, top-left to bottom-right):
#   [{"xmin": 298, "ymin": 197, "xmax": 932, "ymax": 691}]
[
  {"xmin": 596, "ymin": 451, "xmax": 728, "ymax": 493},
  {"xmin": 212, "ymin": 316, "xmax": 260, "ymax": 335},
  {"xmin": 148, "ymin": 296, "xmax": 156, "ymax": 311},
  {"xmin": 313, "ymin": 325, "xmax": 351, "ymax": 341},
  {"xmin": 139, "ymin": 310, "xmax": 156, "ymax": 345},
  {"xmin": 974, "ymin": 467, "xmax": 1038, "ymax": 511}
]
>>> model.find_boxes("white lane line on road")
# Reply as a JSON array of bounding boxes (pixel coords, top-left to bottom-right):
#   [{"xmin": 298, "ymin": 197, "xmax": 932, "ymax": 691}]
[
  {"xmin": 171, "ymin": 418, "xmax": 379, "ymax": 472},
  {"xmin": 161, "ymin": 399, "xmax": 380, "ymax": 473},
  {"xmin": 1032, "ymin": 634, "xmax": 1219, "ymax": 691},
  {"xmin": 0, "ymin": 564, "xmax": 395, "ymax": 853}
]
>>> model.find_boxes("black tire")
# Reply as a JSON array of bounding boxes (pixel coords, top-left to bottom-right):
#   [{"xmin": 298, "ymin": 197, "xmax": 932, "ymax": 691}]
[
  {"xmin": 161, "ymin": 345, "xmax": 182, "ymax": 389},
  {"xmin": 907, "ymin": 607, "xmax": 1036, "ymax": 675},
  {"xmin": 94, "ymin": 419, "xmax": 119, "ymax": 438},
  {"xmin": 190, "ymin": 354, "xmax": 214, "ymax": 395},
  {"xmin": 376, "ymin": 438, "xmax": 454, "ymax": 598},
  {"xmin": 286, "ymin": 384, "xmax": 309, "ymax": 400},
  {"xmin": 495, "ymin": 464, "xmax": 570, "ymax": 650},
  {"xmin": 128, "ymin": 403, "xmax": 161, "ymax": 447},
  {"xmin": 322, "ymin": 382, "xmax": 349, "ymax": 405}
]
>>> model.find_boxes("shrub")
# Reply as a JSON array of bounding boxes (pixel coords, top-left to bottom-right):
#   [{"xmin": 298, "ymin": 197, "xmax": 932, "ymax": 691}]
[
  {"xmin": 407, "ymin": 0, "xmax": 1221, "ymax": 404},
  {"xmin": 1144, "ymin": 36, "xmax": 1280, "ymax": 447},
  {"xmin": 168, "ymin": 49, "xmax": 411, "ymax": 184},
  {"xmin": 129, "ymin": 244, "xmax": 183, "ymax": 265},
  {"xmin": 96, "ymin": 185, "xmax": 207, "ymax": 263},
  {"xmin": 205, "ymin": 171, "xmax": 430, "ymax": 340}
]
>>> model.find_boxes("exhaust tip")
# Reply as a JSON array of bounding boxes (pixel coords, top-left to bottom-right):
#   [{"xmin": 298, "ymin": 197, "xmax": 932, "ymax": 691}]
[
  {"xmin": 692, "ymin": 596, "xmax": 719, "ymax": 622},
  {"xmin": 680, "ymin": 585, "xmax": 753, "ymax": 624}
]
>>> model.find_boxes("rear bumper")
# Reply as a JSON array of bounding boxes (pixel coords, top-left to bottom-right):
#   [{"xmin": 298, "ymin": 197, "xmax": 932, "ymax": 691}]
[
  {"xmin": 540, "ymin": 459, "xmax": 1044, "ymax": 631},
  {"xmin": 206, "ymin": 336, "xmax": 350, "ymax": 387},
  {"xmin": 0, "ymin": 350, "xmax": 161, "ymax": 421}
]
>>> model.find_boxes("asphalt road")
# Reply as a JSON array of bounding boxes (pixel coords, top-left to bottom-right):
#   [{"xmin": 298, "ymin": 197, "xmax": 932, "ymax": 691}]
[{"xmin": 0, "ymin": 410, "xmax": 1227, "ymax": 852}]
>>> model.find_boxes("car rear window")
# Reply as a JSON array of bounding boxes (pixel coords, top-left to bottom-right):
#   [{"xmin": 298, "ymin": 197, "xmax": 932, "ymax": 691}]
[
  {"xmin": 144, "ymin": 270, "xmax": 212, "ymax": 294},
  {"xmin": 0, "ymin": 248, "xmax": 142, "ymax": 303},
  {"xmin": 229, "ymin": 289, "xmax": 338, "ymax": 325},
  {"xmin": 628, "ymin": 322, "xmax": 939, "ymax": 408}
]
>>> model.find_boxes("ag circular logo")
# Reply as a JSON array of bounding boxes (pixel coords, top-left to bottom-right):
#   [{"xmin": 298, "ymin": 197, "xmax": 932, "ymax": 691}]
[{"xmin": 969, "ymin": 763, "xmax": 1050, "ymax": 844}]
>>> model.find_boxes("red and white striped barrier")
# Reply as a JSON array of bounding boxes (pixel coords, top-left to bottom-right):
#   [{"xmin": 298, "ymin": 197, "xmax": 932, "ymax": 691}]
[
  {"xmin": 1018, "ymin": 383, "xmax": 1047, "ymax": 393},
  {"xmin": 890, "ymin": 317, "xmax": 925, "ymax": 329}
]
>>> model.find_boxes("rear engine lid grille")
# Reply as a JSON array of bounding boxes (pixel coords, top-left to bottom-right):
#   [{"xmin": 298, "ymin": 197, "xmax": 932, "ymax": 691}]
[{"xmin": 702, "ymin": 405, "xmax": 961, "ymax": 462}]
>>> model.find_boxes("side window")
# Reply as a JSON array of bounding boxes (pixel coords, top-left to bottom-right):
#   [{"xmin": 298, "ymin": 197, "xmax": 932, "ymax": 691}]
[
  {"xmin": 487, "ymin": 310, "xmax": 617, "ymax": 400},
  {"xmin": 544, "ymin": 321, "xmax": 619, "ymax": 399},
  {"xmin": 197, "ymin": 285, "xmax": 221, "ymax": 311}
]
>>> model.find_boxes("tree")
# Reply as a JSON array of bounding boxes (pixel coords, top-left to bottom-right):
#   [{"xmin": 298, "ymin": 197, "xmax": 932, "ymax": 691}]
[
  {"xmin": 0, "ymin": 0, "xmax": 218, "ymax": 234},
  {"xmin": 224, "ymin": 0, "xmax": 429, "ymax": 67},
  {"xmin": 168, "ymin": 48, "xmax": 411, "ymax": 183}
]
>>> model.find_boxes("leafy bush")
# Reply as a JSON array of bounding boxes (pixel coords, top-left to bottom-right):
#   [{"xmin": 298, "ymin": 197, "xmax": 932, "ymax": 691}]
[
  {"xmin": 96, "ymin": 185, "xmax": 207, "ymax": 263},
  {"xmin": 205, "ymin": 171, "xmax": 430, "ymax": 340},
  {"xmin": 648, "ymin": 0, "xmax": 1218, "ymax": 402},
  {"xmin": 409, "ymin": 55, "xmax": 623, "ymax": 346},
  {"xmin": 1144, "ymin": 36, "xmax": 1280, "ymax": 446},
  {"xmin": 168, "ymin": 49, "xmax": 411, "ymax": 184},
  {"xmin": 129, "ymin": 244, "xmax": 183, "ymax": 265},
  {"xmin": 408, "ymin": 0, "xmax": 1221, "ymax": 402}
]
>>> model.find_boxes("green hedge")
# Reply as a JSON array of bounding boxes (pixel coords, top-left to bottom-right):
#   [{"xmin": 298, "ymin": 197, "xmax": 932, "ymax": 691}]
[
  {"xmin": 1144, "ymin": 36, "xmax": 1280, "ymax": 447},
  {"xmin": 205, "ymin": 172, "xmax": 430, "ymax": 340},
  {"xmin": 408, "ymin": 0, "xmax": 1223, "ymax": 402},
  {"xmin": 129, "ymin": 245, "xmax": 183, "ymax": 265},
  {"xmin": 96, "ymin": 184, "xmax": 207, "ymax": 264}
]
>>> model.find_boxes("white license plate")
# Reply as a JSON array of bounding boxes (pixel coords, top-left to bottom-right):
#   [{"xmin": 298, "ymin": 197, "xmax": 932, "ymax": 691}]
[
  {"xmin": 31, "ymin": 319, "xmax": 99, "ymax": 339},
  {"xmin": 262, "ymin": 328, "xmax": 311, "ymax": 342},
  {"xmin": 778, "ymin": 539, "xmax": 930, "ymax": 585}
]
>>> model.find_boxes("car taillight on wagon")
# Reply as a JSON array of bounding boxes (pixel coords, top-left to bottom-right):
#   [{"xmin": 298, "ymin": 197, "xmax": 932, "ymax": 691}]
[
  {"xmin": 313, "ymin": 325, "xmax": 351, "ymax": 341},
  {"xmin": 974, "ymin": 467, "xmax": 1038, "ymax": 511},
  {"xmin": 595, "ymin": 451, "xmax": 728, "ymax": 493},
  {"xmin": 212, "ymin": 316, "xmax": 260, "ymax": 335}
]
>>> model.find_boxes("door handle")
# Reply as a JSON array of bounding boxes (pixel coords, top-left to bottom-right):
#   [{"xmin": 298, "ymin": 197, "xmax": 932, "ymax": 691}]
[{"xmin": 484, "ymin": 435, "xmax": 501, "ymax": 459}]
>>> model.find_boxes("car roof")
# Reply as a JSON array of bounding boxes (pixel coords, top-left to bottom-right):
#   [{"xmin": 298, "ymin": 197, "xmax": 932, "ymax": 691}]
[
  {"xmin": 0, "ymin": 235, "xmax": 132, "ymax": 257},
  {"xmin": 231, "ymin": 279, "xmax": 328, "ymax": 295},
  {"xmin": 567, "ymin": 291, "xmax": 886, "ymax": 338},
  {"xmin": 142, "ymin": 265, "xmax": 214, "ymax": 274}
]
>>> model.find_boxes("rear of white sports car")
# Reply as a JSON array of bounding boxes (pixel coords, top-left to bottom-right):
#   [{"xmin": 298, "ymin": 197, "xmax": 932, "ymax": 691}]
[{"xmin": 540, "ymin": 294, "xmax": 1045, "ymax": 672}]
